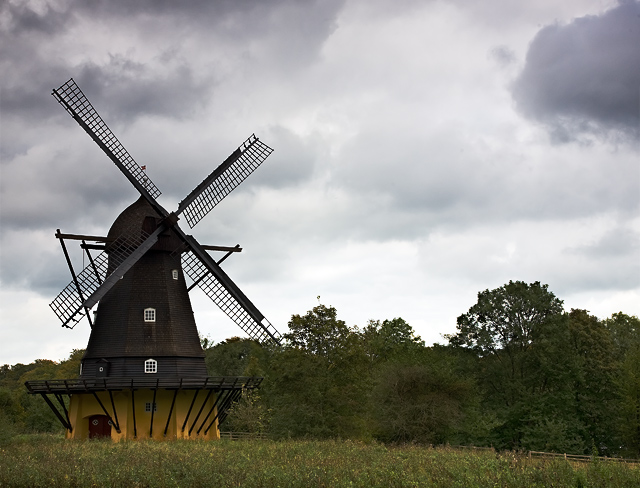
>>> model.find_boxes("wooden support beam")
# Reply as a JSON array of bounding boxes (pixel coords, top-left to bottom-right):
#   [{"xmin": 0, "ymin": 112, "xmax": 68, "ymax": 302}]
[
  {"xmin": 189, "ymin": 389, "xmax": 213, "ymax": 436},
  {"xmin": 164, "ymin": 389, "xmax": 180, "ymax": 437},
  {"xmin": 108, "ymin": 389, "xmax": 121, "ymax": 433},
  {"xmin": 149, "ymin": 380, "xmax": 158, "ymax": 437},
  {"xmin": 182, "ymin": 389, "xmax": 200, "ymax": 433},
  {"xmin": 56, "ymin": 231, "xmax": 240, "ymax": 252},
  {"xmin": 201, "ymin": 245, "xmax": 242, "ymax": 253},
  {"xmin": 54, "ymin": 393, "xmax": 72, "ymax": 433},
  {"xmin": 131, "ymin": 384, "xmax": 137, "ymax": 438},
  {"xmin": 39, "ymin": 393, "xmax": 71, "ymax": 431},
  {"xmin": 55, "ymin": 231, "xmax": 112, "ymax": 242},
  {"xmin": 197, "ymin": 391, "xmax": 223, "ymax": 435},
  {"xmin": 217, "ymin": 389, "xmax": 244, "ymax": 426},
  {"xmin": 83, "ymin": 243, "xmax": 103, "ymax": 285},
  {"xmin": 91, "ymin": 391, "xmax": 120, "ymax": 433}
]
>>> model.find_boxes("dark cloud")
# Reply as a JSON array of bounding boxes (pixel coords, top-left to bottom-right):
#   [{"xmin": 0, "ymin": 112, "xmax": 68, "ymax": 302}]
[
  {"xmin": 511, "ymin": 1, "xmax": 640, "ymax": 142},
  {"xmin": 0, "ymin": 0, "xmax": 345, "ymax": 123},
  {"xmin": 567, "ymin": 225, "xmax": 640, "ymax": 259},
  {"xmin": 70, "ymin": 59, "xmax": 214, "ymax": 124},
  {"xmin": 2, "ymin": 2, "xmax": 72, "ymax": 36}
]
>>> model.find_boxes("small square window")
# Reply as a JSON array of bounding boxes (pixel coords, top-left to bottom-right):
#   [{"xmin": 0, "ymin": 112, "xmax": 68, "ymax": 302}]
[
  {"xmin": 172, "ymin": 269, "xmax": 179, "ymax": 280},
  {"xmin": 144, "ymin": 359, "xmax": 157, "ymax": 373},
  {"xmin": 144, "ymin": 308, "xmax": 156, "ymax": 322},
  {"xmin": 145, "ymin": 402, "xmax": 157, "ymax": 412}
]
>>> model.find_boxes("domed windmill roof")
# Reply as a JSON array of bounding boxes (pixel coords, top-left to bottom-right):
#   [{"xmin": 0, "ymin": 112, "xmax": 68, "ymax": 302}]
[
  {"xmin": 108, "ymin": 197, "xmax": 159, "ymax": 238},
  {"xmin": 108, "ymin": 197, "xmax": 182, "ymax": 254}
]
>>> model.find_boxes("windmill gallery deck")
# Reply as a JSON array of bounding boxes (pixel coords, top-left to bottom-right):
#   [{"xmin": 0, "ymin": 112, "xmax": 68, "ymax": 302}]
[{"xmin": 25, "ymin": 79, "xmax": 280, "ymax": 440}]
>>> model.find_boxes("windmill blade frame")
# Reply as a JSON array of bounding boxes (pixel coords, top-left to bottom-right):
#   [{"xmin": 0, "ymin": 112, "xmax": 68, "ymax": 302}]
[
  {"xmin": 52, "ymin": 78, "xmax": 165, "ymax": 215},
  {"xmin": 176, "ymin": 232, "xmax": 281, "ymax": 344},
  {"xmin": 81, "ymin": 225, "xmax": 166, "ymax": 309},
  {"xmin": 177, "ymin": 134, "xmax": 273, "ymax": 228},
  {"xmin": 50, "ymin": 223, "xmax": 156, "ymax": 328}
]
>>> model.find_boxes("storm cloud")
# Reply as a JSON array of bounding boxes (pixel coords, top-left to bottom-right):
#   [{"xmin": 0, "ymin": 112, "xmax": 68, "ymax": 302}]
[{"xmin": 512, "ymin": 1, "xmax": 640, "ymax": 143}]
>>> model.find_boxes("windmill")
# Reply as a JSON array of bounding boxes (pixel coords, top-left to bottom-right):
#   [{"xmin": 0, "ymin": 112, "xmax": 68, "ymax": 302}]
[{"xmin": 25, "ymin": 78, "xmax": 280, "ymax": 440}]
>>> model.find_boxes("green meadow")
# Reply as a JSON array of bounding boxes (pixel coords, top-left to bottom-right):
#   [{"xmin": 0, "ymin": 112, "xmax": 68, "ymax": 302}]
[{"xmin": 1, "ymin": 435, "xmax": 638, "ymax": 488}]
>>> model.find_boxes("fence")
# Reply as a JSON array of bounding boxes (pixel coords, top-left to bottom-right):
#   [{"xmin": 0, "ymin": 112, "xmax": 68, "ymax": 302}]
[
  {"xmin": 528, "ymin": 450, "xmax": 639, "ymax": 464},
  {"xmin": 219, "ymin": 436, "xmax": 639, "ymax": 464},
  {"xmin": 219, "ymin": 432, "xmax": 269, "ymax": 440}
]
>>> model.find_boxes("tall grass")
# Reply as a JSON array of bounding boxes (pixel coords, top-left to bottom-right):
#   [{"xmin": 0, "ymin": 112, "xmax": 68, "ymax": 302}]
[{"xmin": 0, "ymin": 435, "xmax": 637, "ymax": 487}]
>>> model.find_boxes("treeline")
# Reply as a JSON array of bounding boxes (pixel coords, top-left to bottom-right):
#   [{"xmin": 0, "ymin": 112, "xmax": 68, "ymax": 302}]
[
  {"xmin": 0, "ymin": 349, "xmax": 85, "ymax": 440},
  {"xmin": 208, "ymin": 281, "xmax": 640, "ymax": 457},
  {"xmin": 1, "ymin": 281, "xmax": 639, "ymax": 457}
]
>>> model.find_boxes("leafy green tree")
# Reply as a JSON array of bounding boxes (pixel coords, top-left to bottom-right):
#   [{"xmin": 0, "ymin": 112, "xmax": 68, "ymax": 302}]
[
  {"xmin": 618, "ymin": 341, "xmax": 640, "ymax": 456},
  {"xmin": 362, "ymin": 317, "xmax": 425, "ymax": 366},
  {"xmin": 0, "ymin": 387, "xmax": 25, "ymax": 442},
  {"xmin": 371, "ymin": 346, "xmax": 475, "ymax": 444},
  {"xmin": 605, "ymin": 313, "xmax": 640, "ymax": 456},
  {"xmin": 222, "ymin": 389, "xmax": 270, "ymax": 434},
  {"xmin": 204, "ymin": 337, "xmax": 266, "ymax": 377},
  {"xmin": 267, "ymin": 304, "xmax": 370, "ymax": 439},
  {"xmin": 565, "ymin": 309, "xmax": 620, "ymax": 455},
  {"xmin": 56, "ymin": 349, "xmax": 84, "ymax": 379},
  {"xmin": 203, "ymin": 338, "xmax": 273, "ymax": 432},
  {"xmin": 445, "ymin": 281, "xmax": 569, "ymax": 450},
  {"xmin": 605, "ymin": 312, "xmax": 640, "ymax": 358},
  {"xmin": 447, "ymin": 280, "xmax": 564, "ymax": 362}
]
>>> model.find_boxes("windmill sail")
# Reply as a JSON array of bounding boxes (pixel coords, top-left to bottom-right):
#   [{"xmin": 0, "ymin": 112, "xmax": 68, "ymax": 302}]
[
  {"xmin": 50, "ymin": 224, "xmax": 156, "ymax": 328},
  {"xmin": 181, "ymin": 250, "xmax": 281, "ymax": 343},
  {"xmin": 177, "ymin": 134, "xmax": 273, "ymax": 228},
  {"xmin": 52, "ymin": 79, "xmax": 163, "ymax": 204}
]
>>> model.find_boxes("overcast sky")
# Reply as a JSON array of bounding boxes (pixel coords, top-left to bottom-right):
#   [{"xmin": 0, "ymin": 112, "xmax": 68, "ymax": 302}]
[{"xmin": 1, "ymin": 0, "xmax": 639, "ymax": 365}]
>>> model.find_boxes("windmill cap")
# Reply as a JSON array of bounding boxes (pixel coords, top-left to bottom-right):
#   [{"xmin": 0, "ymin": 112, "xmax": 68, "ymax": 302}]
[{"xmin": 107, "ymin": 197, "xmax": 182, "ymax": 253}]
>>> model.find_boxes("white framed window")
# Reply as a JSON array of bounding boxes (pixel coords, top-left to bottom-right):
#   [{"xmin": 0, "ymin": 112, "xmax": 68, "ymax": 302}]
[
  {"xmin": 145, "ymin": 402, "xmax": 157, "ymax": 412},
  {"xmin": 144, "ymin": 308, "xmax": 156, "ymax": 322},
  {"xmin": 144, "ymin": 359, "xmax": 157, "ymax": 373},
  {"xmin": 172, "ymin": 269, "xmax": 179, "ymax": 280}
]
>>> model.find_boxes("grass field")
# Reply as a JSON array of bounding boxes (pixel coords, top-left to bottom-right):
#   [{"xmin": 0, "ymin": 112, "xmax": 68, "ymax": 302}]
[{"xmin": 0, "ymin": 435, "xmax": 638, "ymax": 487}]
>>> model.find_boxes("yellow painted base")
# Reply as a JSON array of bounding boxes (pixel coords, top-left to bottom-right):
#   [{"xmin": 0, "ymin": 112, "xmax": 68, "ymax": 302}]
[{"xmin": 65, "ymin": 389, "xmax": 220, "ymax": 441}]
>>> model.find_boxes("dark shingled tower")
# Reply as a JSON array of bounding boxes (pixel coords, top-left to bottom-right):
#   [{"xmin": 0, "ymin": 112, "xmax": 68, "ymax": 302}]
[{"xmin": 81, "ymin": 197, "xmax": 207, "ymax": 379}]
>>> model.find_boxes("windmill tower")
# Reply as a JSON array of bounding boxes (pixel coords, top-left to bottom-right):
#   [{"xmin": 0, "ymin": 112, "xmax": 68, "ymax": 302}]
[{"xmin": 25, "ymin": 79, "xmax": 281, "ymax": 440}]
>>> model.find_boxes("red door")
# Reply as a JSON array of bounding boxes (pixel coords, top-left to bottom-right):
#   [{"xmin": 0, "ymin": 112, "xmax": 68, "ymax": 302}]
[{"xmin": 88, "ymin": 415, "xmax": 112, "ymax": 438}]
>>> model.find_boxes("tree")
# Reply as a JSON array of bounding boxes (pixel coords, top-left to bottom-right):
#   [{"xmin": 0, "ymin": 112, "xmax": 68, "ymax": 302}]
[
  {"xmin": 222, "ymin": 389, "xmax": 270, "ymax": 434},
  {"xmin": 565, "ymin": 309, "xmax": 620, "ymax": 455},
  {"xmin": 267, "ymin": 304, "xmax": 370, "ymax": 439},
  {"xmin": 362, "ymin": 317, "xmax": 425, "ymax": 366},
  {"xmin": 447, "ymin": 280, "xmax": 564, "ymax": 360},
  {"xmin": 618, "ymin": 341, "xmax": 640, "ymax": 456},
  {"xmin": 371, "ymin": 346, "xmax": 476, "ymax": 445},
  {"xmin": 204, "ymin": 337, "xmax": 265, "ymax": 377},
  {"xmin": 605, "ymin": 313, "xmax": 640, "ymax": 456},
  {"xmin": 605, "ymin": 312, "xmax": 640, "ymax": 358},
  {"xmin": 446, "ymin": 280, "xmax": 564, "ymax": 402},
  {"xmin": 445, "ymin": 281, "xmax": 568, "ymax": 449}
]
